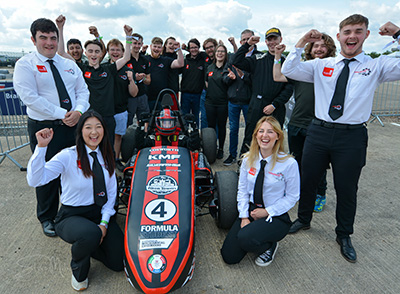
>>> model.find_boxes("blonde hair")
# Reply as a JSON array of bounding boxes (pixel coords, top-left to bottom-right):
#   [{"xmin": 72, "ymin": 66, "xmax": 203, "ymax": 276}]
[{"xmin": 243, "ymin": 116, "xmax": 291, "ymax": 170}]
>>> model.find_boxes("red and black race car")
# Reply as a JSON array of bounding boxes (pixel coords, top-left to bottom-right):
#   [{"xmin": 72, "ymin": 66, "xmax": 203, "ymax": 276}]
[{"xmin": 118, "ymin": 90, "xmax": 238, "ymax": 293}]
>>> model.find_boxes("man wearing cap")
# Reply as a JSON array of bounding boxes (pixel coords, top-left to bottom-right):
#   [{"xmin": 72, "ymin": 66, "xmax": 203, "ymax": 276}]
[{"xmin": 232, "ymin": 27, "xmax": 293, "ymax": 155}]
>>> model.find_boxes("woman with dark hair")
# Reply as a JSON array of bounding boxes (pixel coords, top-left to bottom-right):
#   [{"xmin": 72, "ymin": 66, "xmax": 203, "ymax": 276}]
[
  {"xmin": 27, "ymin": 110, "xmax": 123, "ymax": 291},
  {"xmin": 221, "ymin": 116, "xmax": 300, "ymax": 266},
  {"xmin": 205, "ymin": 44, "xmax": 229, "ymax": 159},
  {"xmin": 162, "ymin": 36, "xmax": 180, "ymax": 94}
]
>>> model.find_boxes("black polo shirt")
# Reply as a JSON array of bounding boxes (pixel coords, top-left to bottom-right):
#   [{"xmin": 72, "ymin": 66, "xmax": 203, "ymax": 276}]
[
  {"xmin": 78, "ymin": 62, "xmax": 117, "ymax": 117},
  {"xmin": 126, "ymin": 54, "xmax": 150, "ymax": 97},
  {"xmin": 145, "ymin": 55, "xmax": 173, "ymax": 101},
  {"xmin": 112, "ymin": 62, "xmax": 135, "ymax": 114},
  {"xmin": 205, "ymin": 63, "xmax": 228, "ymax": 106}
]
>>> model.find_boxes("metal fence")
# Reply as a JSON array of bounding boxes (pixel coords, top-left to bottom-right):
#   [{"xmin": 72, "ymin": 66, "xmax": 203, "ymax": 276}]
[
  {"xmin": 370, "ymin": 80, "xmax": 400, "ymax": 126},
  {"xmin": 0, "ymin": 86, "xmax": 29, "ymax": 170}
]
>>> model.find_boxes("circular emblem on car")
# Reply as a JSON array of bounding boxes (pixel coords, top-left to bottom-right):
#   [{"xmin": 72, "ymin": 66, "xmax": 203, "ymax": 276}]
[
  {"xmin": 146, "ymin": 175, "xmax": 178, "ymax": 195},
  {"xmin": 147, "ymin": 254, "xmax": 167, "ymax": 274}
]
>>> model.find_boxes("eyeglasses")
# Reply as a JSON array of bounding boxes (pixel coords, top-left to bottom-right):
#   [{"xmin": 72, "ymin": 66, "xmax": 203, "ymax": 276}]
[
  {"xmin": 216, "ymin": 50, "xmax": 226, "ymax": 53},
  {"xmin": 204, "ymin": 46, "xmax": 214, "ymax": 50}
]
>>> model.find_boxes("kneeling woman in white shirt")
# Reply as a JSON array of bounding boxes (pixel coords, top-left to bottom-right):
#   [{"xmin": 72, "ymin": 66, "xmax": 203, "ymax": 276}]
[
  {"xmin": 27, "ymin": 110, "xmax": 123, "ymax": 291},
  {"xmin": 221, "ymin": 116, "xmax": 300, "ymax": 266}
]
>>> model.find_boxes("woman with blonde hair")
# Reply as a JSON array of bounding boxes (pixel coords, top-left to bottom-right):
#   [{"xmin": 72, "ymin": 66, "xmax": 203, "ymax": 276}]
[{"xmin": 221, "ymin": 116, "xmax": 300, "ymax": 266}]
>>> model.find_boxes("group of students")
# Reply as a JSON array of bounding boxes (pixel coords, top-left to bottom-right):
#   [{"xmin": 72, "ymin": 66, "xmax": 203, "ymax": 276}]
[{"xmin": 14, "ymin": 12, "xmax": 400, "ymax": 292}]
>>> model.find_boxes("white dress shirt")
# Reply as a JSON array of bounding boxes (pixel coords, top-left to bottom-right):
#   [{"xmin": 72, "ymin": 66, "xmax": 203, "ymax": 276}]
[
  {"xmin": 237, "ymin": 152, "xmax": 300, "ymax": 220},
  {"xmin": 27, "ymin": 145, "xmax": 116, "ymax": 223},
  {"xmin": 281, "ymin": 47, "xmax": 400, "ymax": 124},
  {"xmin": 14, "ymin": 52, "xmax": 89, "ymax": 120}
]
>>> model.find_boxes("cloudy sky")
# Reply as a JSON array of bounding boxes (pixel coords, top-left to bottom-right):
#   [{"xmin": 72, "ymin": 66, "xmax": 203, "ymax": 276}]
[{"xmin": 1, "ymin": 0, "xmax": 399, "ymax": 55}]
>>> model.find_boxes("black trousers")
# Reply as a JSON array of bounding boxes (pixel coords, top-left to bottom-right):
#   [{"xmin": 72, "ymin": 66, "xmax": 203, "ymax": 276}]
[
  {"xmin": 205, "ymin": 104, "xmax": 228, "ymax": 149},
  {"xmin": 28, "ymin": 119, "xmax": 76, "ymax": 223},
  {"xmin": 221, "ymin": 212, "xmax": 291, "ymax": 264},
  {"xmin": 55, "ymin": 205, "xmax": 124, "ymax": 282},
  {"xmin": 298, "ymin": 123, "xmax": 367, "ymax": 238},
  {"xmin": 102, "ymin": 115, "xmax": 116, "ymax": 150}
]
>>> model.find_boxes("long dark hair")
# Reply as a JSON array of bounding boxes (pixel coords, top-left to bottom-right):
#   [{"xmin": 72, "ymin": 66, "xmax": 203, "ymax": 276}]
[{"xmin": 75, "ymin": 110, "xmax": 115, "ymax": 178}]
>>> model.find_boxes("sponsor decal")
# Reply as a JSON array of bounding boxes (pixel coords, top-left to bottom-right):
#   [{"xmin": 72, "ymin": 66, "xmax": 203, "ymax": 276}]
[
  {"xmin": 322, "ymin": 67, "xmax": 334, "ymax": 77},
  {"xmin": 97, "ymin": 191, "xmax": 106, "ymax": 197},
  {"xmin": 99, "ymin": 72, "xmax": 107, "ymax": 78},
  {"xmin": 64, "ymin": 68, "xmax": 75, "ymax": 75},
  {"xmin": 61, "ymin": 98, "xmax": 70, "ymax": 104},
  {"xmin": 355, "ymin": 68, "xmax": 371, "ymax": 76},
  {"xmin": 84, "ymin": 71, "xmax": 92, "ymax": 78},
  {"xmin": 158, "ymin": 63, "xmax": 164, "ymax": 68},
  {"xmin": 208, "ymin": 71, "xmax": 213, "ymax": 77},
  {"xmin": 140, "ymin": 224, "xmax": 179, "ymax": 239},
  {"xmin": 148, "ymin": 154, "xmax": 180, "ymax": 160},
  {"xmin": 331, "ymin": 104, "xmax": 342, "ymax": 110},
  {"xmin": 145, "ymin": 199, "xmax": 177, "ymax": 222},
  {"xmin": 255, "ymin": 53, "xmax": 267, "ymax": 60},
  {"xmin": 146, "ymin": 163, "xmax": 181, "ymax": 167},
  {"xmin": 249, "ymin": 167, "xmax": 256, "ymax": 176},
  {"xmin": 126, "ymin": 63, "xmax": 133, "ymax": 69},
  {"xmin": 151, "ymin": 147, "xmax": 179, "ymax": 152},
  {"xmin": 268, "ymin": 171, "xmax": 284, "ymax": 181},
  {"xmin": 147, "ymin": 254, "xmax": 167, "ymax": 274},
  {"xmin": 186, "ymin": 64, "xmax": 189, "ymax": 69},
  {"xmin": 119, "ymin": 74, "xmax": 128, "ymax": 80},
  {"xmin": 146, "ymin": 175, "xmax": 178, "ymax": 195},
  {"xmin": 77, "ymin": 160, "xmax": 82, "ymax": 169},
  {"xmin": 37, "ymin": 65, "xmax": 47, "ymax": 73},
  {"xmin": 205, "ymin": 57, "xmax": 209, "ymax": 63},
  {"xmin": 141, "ymin": 64, "xmax": 147, "ymax": 69},
  {"xmin": 198, "ymin": 66, "xmax": 203, "ymax": 70},
  {"xmin": 139, "ymin": 238, "xmax": 174, "ymax": 250}
]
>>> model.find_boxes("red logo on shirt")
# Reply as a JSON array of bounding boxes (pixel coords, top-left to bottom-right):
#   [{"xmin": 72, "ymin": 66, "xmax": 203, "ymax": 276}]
[
  {"xmin": 205, "ymin": 57, "xmax": 209, "ymax": 63},
  {"xmin": 186, "ymin": 64, "xmax": 189, "ymax": 69},
  {"xmin": 126, "ymin": 63, "xmax": 133, "ymax": 69},
  {"xmin": 208, "ymin": 71, "xmax": 213, "ymax": 77},
  {"xmin": 84, "ymin": 71, "xmax": 92, "ymax": 78},
  {"xmin": 322, "ymin": 67, "xmax": 334, "ymax": 77},
  {"xmin": 77, "ymin": 160, "xmax": 82, "ymax": 169},
  {"xmin": 36, "ymin": 65, "xmax": 47, "ymax": 73},
  {"xmin": 249, "ymin": 167, "xmax": 256, "ymax": 176}
]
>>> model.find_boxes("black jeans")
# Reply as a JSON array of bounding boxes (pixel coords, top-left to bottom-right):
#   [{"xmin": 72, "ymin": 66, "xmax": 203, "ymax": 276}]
[
  {"xmin": 205, "ymin": 104, "xmax": 228, "ymax": 149},
  {"xmin": 298, "ymin": 123, "xmax": 367, "ymax": 238}
]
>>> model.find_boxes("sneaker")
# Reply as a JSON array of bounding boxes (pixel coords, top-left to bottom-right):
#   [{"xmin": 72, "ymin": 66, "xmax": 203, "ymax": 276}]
[
  {"xmin": 217, "ymin": 149, "xmax": 224, "ymax": 159},
  {"xmin": 223, "ymin": 155, "xmax": 236, "ymax": 166},
  {"xmin": 255, "ymin": 242, "xmax": 279, "ymax": 267},
  {"xmin": 115, "ymin": 159, "xmax": 125, "ymax": 172},
  {"xmin": 71, "ymin": 274, "xmax": 88, "ymax": 291},
  {"xmin": 314, "ymin": 194, "xmax": 326, "ymax": 212}
]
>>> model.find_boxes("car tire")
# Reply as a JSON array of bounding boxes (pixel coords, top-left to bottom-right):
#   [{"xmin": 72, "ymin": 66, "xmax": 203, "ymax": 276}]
[
  {"xmin": 201, "ymin": 127, "xmax": 217, "ymax": 164},
  {"xmin": 215, "ymin": 170, "xmax": 238, "ymax": 230},
  {"xmin": 121, "ymin": 126, "xmax": 137, "ymax": 163}
]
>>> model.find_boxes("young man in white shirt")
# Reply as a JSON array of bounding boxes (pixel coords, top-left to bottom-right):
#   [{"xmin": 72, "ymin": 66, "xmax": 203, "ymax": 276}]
[
  {"xmin": 281, "ymin": 14, "xmax": 400, "ymax": 263},
  {"xmin": 13, "ymin": 17, "xmax": 90, "ymax": 237}
]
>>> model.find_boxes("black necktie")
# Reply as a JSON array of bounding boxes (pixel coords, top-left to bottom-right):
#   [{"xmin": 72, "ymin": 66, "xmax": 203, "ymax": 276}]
[
  {"xmin": 329, "ymin": 58, "xmax": 355, "ymax": 120},
  {"xmin": 47, "ymin": 59, "xmax": 72, "ymax": 111},
  {"xmin": 89, "ymin": 151, "xmax": 108, "ymax": 207},
  {"xmin": 253, "ymin": 160, "xmax": 267, "ymax": 207}
]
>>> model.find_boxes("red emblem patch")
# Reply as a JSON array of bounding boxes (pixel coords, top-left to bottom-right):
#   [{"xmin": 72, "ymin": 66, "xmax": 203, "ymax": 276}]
[
  {"xmin": 77, "ymin": 160, "xmax": 82, "ymax": 169},
  {"xmin": 126, "ymin": 63, "xmax": 133, "ymax": 69},
  {"xmin": 322, "ymin": 67, "xmax": 334, "ymax": 77},
  {"xmin": 36, "ymin": 65, "xmax": 47, "ymax": 73},
  {"xmin": 186, "ymin": 64, "xmax": 189, "ymax": 69},
  {"xmin": 208, "ymin": 71, "xmax": 213, "ymax": 77},
  {"xmin": 84, "ymin": 71, "xmax": 92, "ymax": 78},
  {"xmin": 249, "ymin": 167, "xmax": 256, "ymax": 176}
]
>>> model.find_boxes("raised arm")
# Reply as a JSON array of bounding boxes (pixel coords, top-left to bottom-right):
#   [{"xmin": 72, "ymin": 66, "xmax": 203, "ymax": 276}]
[
  {"xmin": 127, "ymin": 70, "xmax": 138, "ymax": 97},
  {"xmin": 171, "ymin": 41, "xmax": 184, "ymax": 69},
  {"xmin": 228, "ymin": 37, "xmax": 238, "ymax": 53},
  {"xmin": 232, "ymin": 35, "xmax": 260, "ymax": 73},
  {"xmin": 89, "ymin": 26, "xmax": 107, "ymax": 61},
  {"xmin": 55, "ymin": 15, "xmax": 75, "ymax": 61},
  {"xmin": 115, "ymin": 25, "xmax": 133, "ymax": 71},
  {"xmin": 273, "ymin": 44, "xmax": 288, "ymax": 82}
]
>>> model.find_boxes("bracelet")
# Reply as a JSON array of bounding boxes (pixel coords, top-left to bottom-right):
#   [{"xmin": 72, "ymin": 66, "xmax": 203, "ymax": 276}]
[
  {"xmin": 126, "ymin": 35, "xmax": 133, "ymax": 39},
  {"xmin": 77, "ymin": 110, "xmax": 82, "ymax": 116},
  {"xmin": 274, "ymin": 59, "xmax": 281, "ymax": 64},
  {"xmin": 393, "ymin": 30, "xmax": 400, "ymax": 39},
  {"xmin": 100, "ymin": 220, "xmax": 108, "ymax": 229},
  {"xmin": 126, "ymin": 41, "xmax": 132, "ymax": 44},
  {"xmin": 96, "ymin": 36, "xmax": 103, "ymax": 41},
  {"xmin": 174, "ymin": 47, "xmax": 181, "ymax": 52}
]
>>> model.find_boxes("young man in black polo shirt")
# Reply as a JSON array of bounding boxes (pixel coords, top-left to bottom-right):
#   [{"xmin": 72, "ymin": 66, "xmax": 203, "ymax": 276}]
[
  {"xmin": 57, "ymin": 16, "xmax": 133, "ymax": 147},
  {"xmin": 106, "ymin": 38, "xmax": 138, "ymax": 168},
  {"xmin": 126, "ymin": 33, "xmax": 151, "ymax": 126},
  {"xmin": 145, "ymin": 37, "xmax": 184, "ymax": 111},
  {"xmin": 67, "ymin": 38, "xmax": 84, "ymax": 63}
]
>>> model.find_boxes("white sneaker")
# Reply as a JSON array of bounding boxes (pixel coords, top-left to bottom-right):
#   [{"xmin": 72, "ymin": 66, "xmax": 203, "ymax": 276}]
[
  {"xmin": 71, "ymin": 274, "xmax": 88, "ymax": 291},
  {"xmin": 255, "ymin": 242, "xmax": 279, "ymax": 267}
]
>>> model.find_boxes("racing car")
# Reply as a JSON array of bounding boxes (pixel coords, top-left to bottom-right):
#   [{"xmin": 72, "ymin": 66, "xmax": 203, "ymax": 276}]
[{"xmin": 118, "ymin": 89, "xmax": 238, "ymax": 293}]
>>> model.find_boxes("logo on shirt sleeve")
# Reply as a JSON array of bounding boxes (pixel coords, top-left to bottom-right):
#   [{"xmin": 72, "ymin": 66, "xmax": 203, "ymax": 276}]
[
  {"xmin": 36, "ymin": 65, "xmax": 47, "ymax": 73},
  {"xmin": 126, "ymin": 63, "xmax": 133, "ymax": 69},
  {"xmin": 84, "ymin": 71, "xmax": 92, "ymax": 78},
  {"xmin": 322, "ymin": 67, "xmax": 334, "ymax": 77},
  {"xmin": 208, "ymin": 71, "xmax": 213, "ymax": 77},
  {"xmin": 186, "ymin": 64, "xmax": 189, "ymax": 69}
]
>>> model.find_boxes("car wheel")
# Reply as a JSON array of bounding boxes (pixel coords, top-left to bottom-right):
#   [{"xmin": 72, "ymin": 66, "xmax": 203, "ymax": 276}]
[
  {"xmin": 201, "ymin": 127, "xmax": 217, "ymax": 164},
  {"xmin": 121, "ymin": 126, "xmax": 137, "ymax": 163},
  {"xmin": 215, "ymin": 170, "xmax": 238, "ymax": 229}
]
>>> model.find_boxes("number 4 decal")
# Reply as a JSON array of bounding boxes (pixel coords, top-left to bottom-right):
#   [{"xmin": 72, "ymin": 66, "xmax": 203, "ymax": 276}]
[{"xmin": 145, "ymin": 199, "xmax": 177, "ymax": 222}]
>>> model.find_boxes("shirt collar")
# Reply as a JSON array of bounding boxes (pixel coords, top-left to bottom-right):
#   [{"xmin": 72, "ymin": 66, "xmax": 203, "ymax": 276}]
[
  {"xmin": 335, "ymin": 51, "xmax": 365, "ymax": 64},
  {"xmin": 36, "ymin": 51, "xmax": 60, "ymax": 63},
  {"xmin": 258, "ymin": 152, "xmax": 272, "ymax": 162},
  {"xmin": 85, "ymin": 145, "xmax": 100, "ymax": 156}
]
